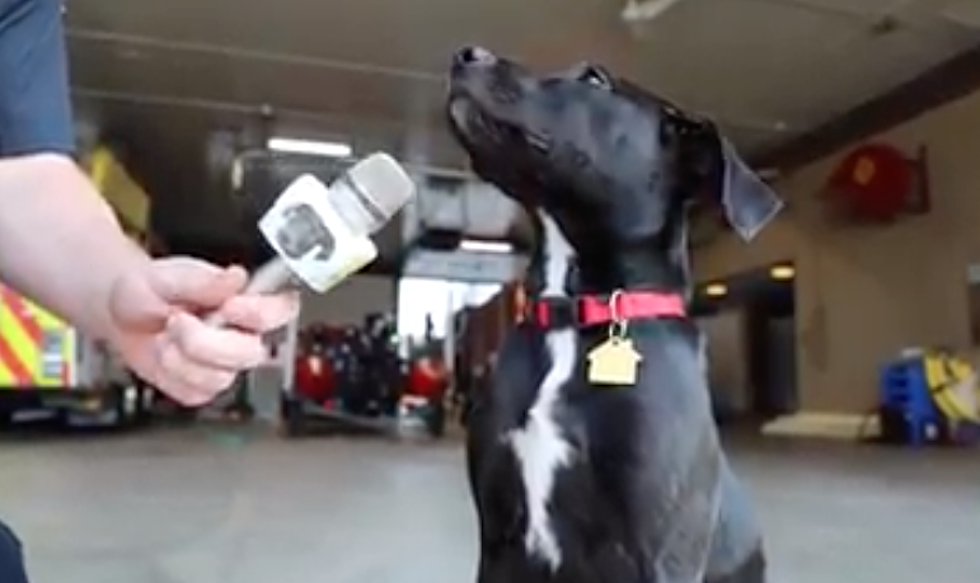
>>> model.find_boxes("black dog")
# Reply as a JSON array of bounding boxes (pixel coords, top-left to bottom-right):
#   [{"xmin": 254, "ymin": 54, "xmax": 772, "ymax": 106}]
[{"xmin": 446, "ymin": 47, "xmax": 782, "ymax": 583}]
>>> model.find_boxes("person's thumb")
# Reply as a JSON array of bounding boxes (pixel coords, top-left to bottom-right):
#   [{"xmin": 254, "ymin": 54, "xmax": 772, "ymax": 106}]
[{"xmin": 147, "ymin": 258, "xmax": 249, "ymax": 312}]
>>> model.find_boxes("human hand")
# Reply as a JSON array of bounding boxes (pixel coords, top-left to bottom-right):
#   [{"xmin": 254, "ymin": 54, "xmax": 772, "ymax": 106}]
[{"xmin": 106, "ymin": 257, "xmax": 300, "ymax": 406}]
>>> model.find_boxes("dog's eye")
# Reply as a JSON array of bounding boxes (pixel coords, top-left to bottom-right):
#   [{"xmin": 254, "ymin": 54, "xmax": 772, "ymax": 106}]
[{"xmin": 577, "ymin": 65, "xmax": 613, "ymax": 89}]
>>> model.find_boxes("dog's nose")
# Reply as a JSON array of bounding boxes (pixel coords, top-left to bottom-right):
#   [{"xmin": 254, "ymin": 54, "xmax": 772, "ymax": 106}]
[{"xmin": 454, "ymin": 46, "xmax": 496, "ymax": 68}]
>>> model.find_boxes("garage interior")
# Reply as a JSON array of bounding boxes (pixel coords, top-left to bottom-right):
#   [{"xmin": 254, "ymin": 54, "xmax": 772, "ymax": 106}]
[{"xmin": 3, "ymin": 0, "xmax": 980, "ymax": 581}]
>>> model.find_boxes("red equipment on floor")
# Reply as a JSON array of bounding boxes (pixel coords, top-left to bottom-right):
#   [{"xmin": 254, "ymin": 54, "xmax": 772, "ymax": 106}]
[
  {"xmin": 293, "ymin": 324, "xmax": 340, "ymax": 404},
  {"xmin": 282, "ymin": 318, "xmax": 447, "ymax": 438},
  {"xmin": 293, "ymin": 353, "xmax": 334, "ymax": 403},
  {"xmin": 405, "ymin": 357, "xmax": 447, "ymax": 400}
]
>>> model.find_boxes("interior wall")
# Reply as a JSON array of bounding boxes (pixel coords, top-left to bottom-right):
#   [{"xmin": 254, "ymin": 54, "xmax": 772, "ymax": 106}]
[{"xmin": 694, "ymin": 87, "xmax": 980, "ymax": 414}]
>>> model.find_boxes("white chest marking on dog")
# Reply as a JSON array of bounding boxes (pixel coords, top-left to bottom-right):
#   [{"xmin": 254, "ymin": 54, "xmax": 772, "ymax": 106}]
[{"xmin": 505, "ymin": 212, "xmax": 577, "ymax": 571}]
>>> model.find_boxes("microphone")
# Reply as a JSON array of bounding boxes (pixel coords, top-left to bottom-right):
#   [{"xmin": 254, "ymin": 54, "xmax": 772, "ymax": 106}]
[
  {"xmin": 207, "ymin": 152, "xmax": 416, "ymax": 323},
  {"xmin": 251, "ymin": 152, "xmax": 414, "ymax": 293}
]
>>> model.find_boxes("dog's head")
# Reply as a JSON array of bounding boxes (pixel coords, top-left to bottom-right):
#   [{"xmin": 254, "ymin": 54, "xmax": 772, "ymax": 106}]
[{"xmin": 446, "ymin": 47, "xmax": 782, "ymax": 258}]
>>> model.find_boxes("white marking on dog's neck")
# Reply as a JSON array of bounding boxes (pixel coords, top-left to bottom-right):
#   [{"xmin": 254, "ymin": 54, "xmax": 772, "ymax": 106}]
[
  {"xmin": 540, "ymin": 213, "xmax": 575, "ymax": 297},
  {"xmin": 506, "ymin": 211, "xmax": 577, "ymax": 571}
]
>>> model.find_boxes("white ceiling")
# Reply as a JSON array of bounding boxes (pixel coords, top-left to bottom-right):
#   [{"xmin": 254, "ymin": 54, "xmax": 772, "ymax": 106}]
[{"xmin": 63, "ymin": 0, "xmax": 980, "ymax": 248}]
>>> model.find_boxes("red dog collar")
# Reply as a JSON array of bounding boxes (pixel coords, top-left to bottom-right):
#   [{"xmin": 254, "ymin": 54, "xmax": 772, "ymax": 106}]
[{"xmin": 525, "ymin": 290, "xmax": 686, "ymax": 329}]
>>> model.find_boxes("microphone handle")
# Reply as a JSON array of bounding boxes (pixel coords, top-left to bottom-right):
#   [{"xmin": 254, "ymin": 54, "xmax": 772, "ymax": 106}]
[
  {"xmin": 242, "ymin": 257, "xmax": 297, "ymax": 295},
  {"xmin": 198, "ymin": 257, "xmax": 297, "ymax": 417},
  {"xmin": 203, "ymin": 258, "xmax": 297, "ymax": 326}
]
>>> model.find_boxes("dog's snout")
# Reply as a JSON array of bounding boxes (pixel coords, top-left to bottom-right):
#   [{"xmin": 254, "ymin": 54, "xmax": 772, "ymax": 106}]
[{"xmin": 454, "ymin": 46, "xmax": 496, "ymax": 68}]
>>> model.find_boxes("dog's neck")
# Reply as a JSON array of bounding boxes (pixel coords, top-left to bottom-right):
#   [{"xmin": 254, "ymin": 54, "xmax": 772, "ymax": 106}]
[
  {"xmin": 525, "ymin": 211, "xmax": 575, "ymax": 298},
  {"xmin": 575, "ymin": 241, "xmax": 689, "ymax": 296},
  {"xmin": 525, "ymin": 212, "xmax": 691, "ymax": 298}
]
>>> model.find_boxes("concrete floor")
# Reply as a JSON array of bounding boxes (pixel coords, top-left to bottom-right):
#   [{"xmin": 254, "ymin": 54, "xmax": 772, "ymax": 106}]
[{"xmin": 0, "ymin": 425, "xmax": 978, "ymax": 583}]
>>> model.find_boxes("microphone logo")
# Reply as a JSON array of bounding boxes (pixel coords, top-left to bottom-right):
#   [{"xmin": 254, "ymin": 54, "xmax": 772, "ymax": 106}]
[{"xmin": 275, "ymin": 203, "xmax": 335, "ymax": 260}]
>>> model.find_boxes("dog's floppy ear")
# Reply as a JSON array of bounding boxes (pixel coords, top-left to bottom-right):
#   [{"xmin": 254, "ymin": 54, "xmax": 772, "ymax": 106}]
[{"xmin": 717, "ymin": 137, "xmax": 783, "ymax": 241}]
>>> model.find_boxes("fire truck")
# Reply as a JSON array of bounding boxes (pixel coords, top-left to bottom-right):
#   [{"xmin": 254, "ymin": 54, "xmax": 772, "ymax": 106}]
[{"xmin": 0, "ymin": 146, "xmax": 155, "ymax": 428}]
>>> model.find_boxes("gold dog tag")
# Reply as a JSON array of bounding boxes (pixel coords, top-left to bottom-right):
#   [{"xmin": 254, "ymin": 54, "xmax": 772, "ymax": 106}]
[{"xmin": 587, "ymin": 337, "xmax": 643, "ymax": 386}]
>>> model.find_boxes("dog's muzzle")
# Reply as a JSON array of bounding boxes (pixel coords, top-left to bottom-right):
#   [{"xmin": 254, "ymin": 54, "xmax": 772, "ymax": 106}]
[{"xmin": 453, "ymin": 46, "xmax": 497, "ymax": 70}]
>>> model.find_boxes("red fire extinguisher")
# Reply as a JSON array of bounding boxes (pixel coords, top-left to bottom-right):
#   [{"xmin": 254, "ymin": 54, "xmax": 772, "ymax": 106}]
[
  {"xmin": 407, "ymin": 356, "xmax": 447, "ymax": 400},
  {"xmin": 293, "ymin": 325, "xmax": 338, "ymax": 403}
]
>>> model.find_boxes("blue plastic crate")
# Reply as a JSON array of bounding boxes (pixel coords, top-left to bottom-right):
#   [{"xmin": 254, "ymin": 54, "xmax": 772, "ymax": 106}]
[{"xmin": 879, "ymin": 357, "xmax": 943, "ymax": 446}]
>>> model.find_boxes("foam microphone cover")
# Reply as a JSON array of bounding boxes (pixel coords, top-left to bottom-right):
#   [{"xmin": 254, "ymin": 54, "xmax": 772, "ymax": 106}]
[{"xmin": 344, "ymin": 152, "xmax": 416, "ymax": 234}]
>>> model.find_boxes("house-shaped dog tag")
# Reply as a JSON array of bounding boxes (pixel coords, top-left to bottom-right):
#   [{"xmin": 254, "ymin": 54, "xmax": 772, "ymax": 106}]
[{"xmin": 587, "ymin": 337, "xmax": 643, "ymax": 386}]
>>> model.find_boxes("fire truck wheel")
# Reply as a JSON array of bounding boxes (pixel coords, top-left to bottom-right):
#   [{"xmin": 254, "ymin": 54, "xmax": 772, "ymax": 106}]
[
  {"xmin": 107, "ymin": 383, "xmax": 145, "ymax": 429},
  {"xmin": 130, "ymin": 385, "xmax": 154, "ymax": 426}
]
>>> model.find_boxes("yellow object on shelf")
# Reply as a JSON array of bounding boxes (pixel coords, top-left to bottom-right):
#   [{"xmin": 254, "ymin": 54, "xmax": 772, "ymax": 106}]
[{"xmin": 85, "ymin": 145, "xmax": 150, "ymax": 244}]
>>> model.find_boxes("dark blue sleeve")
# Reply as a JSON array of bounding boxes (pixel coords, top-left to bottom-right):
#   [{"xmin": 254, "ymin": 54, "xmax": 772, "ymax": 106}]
[{"xmin": 0, "ymin": 0, "xmax": 74, "ymax": 157}]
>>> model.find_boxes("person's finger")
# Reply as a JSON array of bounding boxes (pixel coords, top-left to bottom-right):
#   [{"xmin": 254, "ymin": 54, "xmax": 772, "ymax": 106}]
[
  {"xmin": 144, "ymin": 335, "xmax": 221, "ymax": 406},
  {"xmin": 157, "ymin": 338, "xmax": 238, "ymax": 403},
  {"xmin": 108, "ymin": 271, "xmax": 173, "ymax": 331},
  {"xmin": 166, "ymin": 312, "xmax": 269, "ymax": 371},
  {"xmin": 216, "ymin": 291, "xmax": 301, "ymax": 333},
  {"xmin": 148, "ymin": 258, "xmax": 249, "ymax": 311}
]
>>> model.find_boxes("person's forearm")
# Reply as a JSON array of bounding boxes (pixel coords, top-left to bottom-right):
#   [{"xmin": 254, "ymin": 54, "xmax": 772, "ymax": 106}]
[{"xmin": 0, "ymin": 153, "xmax": 152, "ymax": 340}]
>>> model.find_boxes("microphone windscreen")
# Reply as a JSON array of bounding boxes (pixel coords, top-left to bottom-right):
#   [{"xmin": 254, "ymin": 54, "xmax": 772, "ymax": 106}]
[{"xmin": 345, "ymin": 152, "xmax": 416, "ymax": 233}]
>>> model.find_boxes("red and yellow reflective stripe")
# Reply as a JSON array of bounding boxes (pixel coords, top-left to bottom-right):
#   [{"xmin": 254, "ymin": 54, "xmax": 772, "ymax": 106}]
[
  {"xmin": 0, "ymin": 287, "xmax": 42, "ymax": 387},
  {"xmin": 0, "ymin": 332, "xmax": 32, "ymax": 386}
]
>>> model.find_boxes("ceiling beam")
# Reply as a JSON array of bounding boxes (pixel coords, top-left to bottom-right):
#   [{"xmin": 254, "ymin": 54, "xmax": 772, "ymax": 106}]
[
  {"xmin": 67, "ymin": 28, "xmax": 441, "ymax": 84},
  {"xmin": 752, "ymin": 41, "xmax": 980, "ymax": 173}
]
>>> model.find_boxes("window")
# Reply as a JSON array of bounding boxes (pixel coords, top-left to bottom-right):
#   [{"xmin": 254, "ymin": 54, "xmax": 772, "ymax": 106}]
[{"xmin": 396, "ymin": 277, "xmax": 501, "ymax": 340}]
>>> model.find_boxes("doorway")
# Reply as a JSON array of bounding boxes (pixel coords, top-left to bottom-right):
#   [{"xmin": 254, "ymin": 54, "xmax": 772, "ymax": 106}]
[{"xmin": 692, "ymin": 262, "xmax": 798, "ymax": 424}]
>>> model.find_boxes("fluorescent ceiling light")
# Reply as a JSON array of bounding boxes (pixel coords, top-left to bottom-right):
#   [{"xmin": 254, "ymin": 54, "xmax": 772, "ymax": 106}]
[
  {"xmin": 704, "ymin": 283, "xmax": 727, "ymax": 297},
  {"xmin": 769, "ymin": 265, "xmax": 795, "ymax": 280},
  {"xmin": 267, "ymin": 137, "xmax": 352, "ymax": 158},
  {"xmin": 459, "ymin": 239, "xmax": 514, "ymax": 254}
]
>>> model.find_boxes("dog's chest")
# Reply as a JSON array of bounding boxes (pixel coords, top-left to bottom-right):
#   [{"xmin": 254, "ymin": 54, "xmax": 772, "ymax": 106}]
[
  {"xmin": 501, "ymin": 327, "xmax": 578, "ymax": 571},
  {"xmin": 476, "ymin": 323, "xmax": 719, "ymax": 578},
  {"xmin": 482, "ymin": 329, "xmax": 642, "ymax": 569}
]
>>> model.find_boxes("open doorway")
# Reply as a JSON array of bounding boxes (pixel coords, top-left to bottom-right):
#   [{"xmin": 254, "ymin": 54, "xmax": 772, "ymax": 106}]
[{"xmin": 692, "ymin": 262, "xmax": 798, "ymax": 425}]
